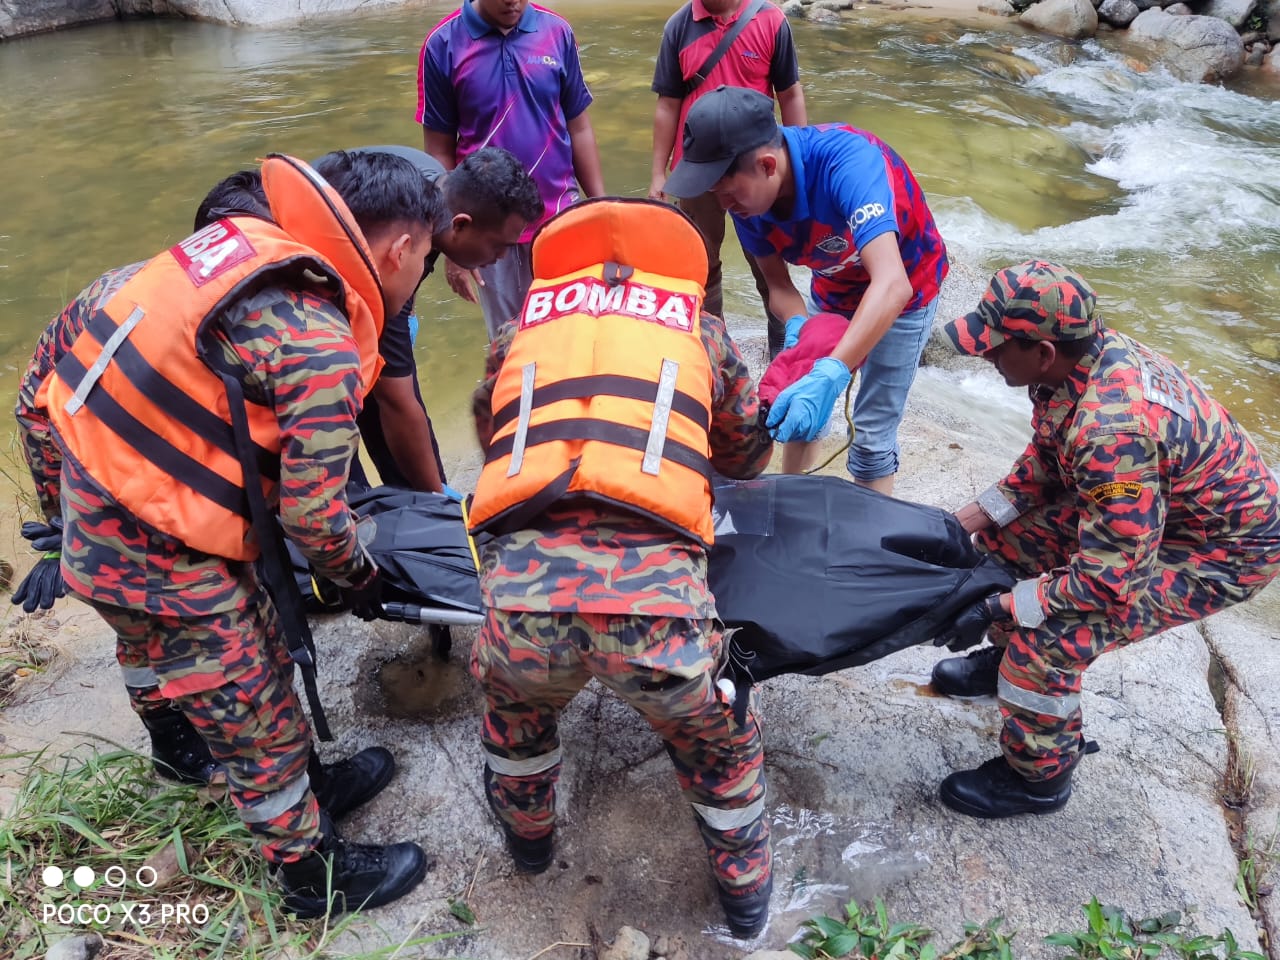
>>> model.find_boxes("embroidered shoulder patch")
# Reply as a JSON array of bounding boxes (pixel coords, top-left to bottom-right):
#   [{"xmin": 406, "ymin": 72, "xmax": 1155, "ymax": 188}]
[{"xmin": 1085, "ymin": 480, "xmax": 1142, "ymax": 504}]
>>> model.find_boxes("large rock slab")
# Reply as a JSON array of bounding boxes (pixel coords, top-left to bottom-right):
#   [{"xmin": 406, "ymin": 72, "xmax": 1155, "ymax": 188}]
[
  {"xmin": 1127, "ymin": 8, "xmax": 1246, "ymax": 80},
  {"xmin": 0, "ymin": 0, "xmax": 408, "ymax": 39},
  {"xmin": 1020, "ymin": 0, "xmax": 1101, "ymax": 37}
]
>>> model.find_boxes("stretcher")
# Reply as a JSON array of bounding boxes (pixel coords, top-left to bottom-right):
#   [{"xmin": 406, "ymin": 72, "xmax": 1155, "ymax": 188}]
[{"xmin": 294, "ymin": 477, "xmax": 1012, "ymax": 682}]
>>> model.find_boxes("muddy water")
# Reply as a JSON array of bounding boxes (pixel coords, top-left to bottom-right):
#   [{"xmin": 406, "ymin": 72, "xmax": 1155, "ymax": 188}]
[{"xmin": 1, "ymin": 1, "xmax": 1278, "ymax": 473}]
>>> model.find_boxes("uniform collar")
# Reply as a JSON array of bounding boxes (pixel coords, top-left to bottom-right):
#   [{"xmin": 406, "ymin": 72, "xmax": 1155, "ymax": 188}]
[{"xmin": 462, "ymin": 0, "xmax": 539, "ymax": 39}]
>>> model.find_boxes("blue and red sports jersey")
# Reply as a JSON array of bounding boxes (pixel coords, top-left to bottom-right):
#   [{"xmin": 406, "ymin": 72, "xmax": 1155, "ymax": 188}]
[
  {"xmin": 734, "ymin": 124, "xmax": 948, "ymax": 314},
  {"xmin": 416, "ymin": 2, "xmax": 594, "ymax": 241}
]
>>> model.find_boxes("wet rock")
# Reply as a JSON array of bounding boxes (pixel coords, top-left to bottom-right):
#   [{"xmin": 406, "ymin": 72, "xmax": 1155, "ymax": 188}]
[
  {"xmin": 1267, "ymin": 45, "xmax": 1280, "ymax": 70},
  {"xmin": 1166, "ymin": 3, "xmax": 1192, "ymax": 11},
  {"xmin": 1127, "ymin": 8, "xmax": 1245, "ymax": 80},
  {"xmin": 781, "ymin": 0, "xmax": 807, "ymax": 16},
  {"xmin": 1245, "ymin": 43, "xmax": 1266, "ymax": 64},
  {"xmin": 979, "ymin": 0, "xmax": 1019, "ymax": 15},
  {"xmin": 600, "ymin": 926, "xmax": 650, "ymax": 960},
  {"xmin": 44, "ymin": 933, "xmax": 104, "ymax": 960},
  {"xmin": 1197, "ymin": 0, "xmax": 1256, "ymax": 28},
  {"xmin": 1099, "ymin": 0, "xmax": 1140, "ymax": 26},
  {"xmin": 1269, "ymin": 5, "xmax": 1280, "ymax": 40},
  {"xmin": 1020, "ymin": 0, "xmax": 1100, "ymax": 38},
  {"xmin": 808, "ymin": 6, "xmax": 843, "ymax": 22},
  {"xmin": 1239, "ymin": 29, "xmax": 1263, "ymax": 42}
]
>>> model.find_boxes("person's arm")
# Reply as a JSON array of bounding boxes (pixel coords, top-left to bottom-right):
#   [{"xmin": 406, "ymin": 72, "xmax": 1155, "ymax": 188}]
[
  {"xmin": 423, "ymin": 129, "xmax": 458, "ymax": 172},
  {"xmin": 769, "ymin": 18, "xmax": 806, "ymax": 126},
  {"xmin": 702, "ymin": 312, "xmax": 774, "ymax": 479},
  {"xmin": 776, "ymin": 82, "xmax": 807, "ymax": 127},
  {"xmin": 567, "ymin": 111, "xmax": 605, "ymax": 198},
  {"xmin": 371, "ymin": 375, "xmax": 445, "ymax": 492},
  {"xmin": 259, "ymin": 293, "xmax": 374, "ymax": 585},
  {"xmin": 754, "ymin": 251, "xmax": 808, "ymax": 324},
  {"xmin": 650, "ymin": 96, "xmax": 682, "ymax": 200},
  {"xmin": 826, "ymin": 232, "xmax": 912, "ymax": 373},
  {"xmin": 1013, "ymin": 432, "xmax": 1165, "ymax": 628}
]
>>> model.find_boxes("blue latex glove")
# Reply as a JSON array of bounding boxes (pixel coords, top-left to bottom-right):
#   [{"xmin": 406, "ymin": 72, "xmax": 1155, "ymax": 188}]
[
  {"xmin": 766, "ymin": 357, "xmax": 852, "ymax": 443},
  {"xmin": 441, "ymin": 484, "xmax": 464, "ymax": 503},
  {"xmin": 407, "ymin": 312, "xmax": 420, "ymax": 346},
  {"xmin": 782, "ymin": 314, "xmax": 808, "ymax": 351}
]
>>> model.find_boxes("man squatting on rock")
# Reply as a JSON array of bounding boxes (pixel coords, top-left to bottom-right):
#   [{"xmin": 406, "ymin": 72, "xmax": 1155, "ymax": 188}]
[{"xmin": 929, "ymin": 261, "xmax": 1280, "ymax": 819}]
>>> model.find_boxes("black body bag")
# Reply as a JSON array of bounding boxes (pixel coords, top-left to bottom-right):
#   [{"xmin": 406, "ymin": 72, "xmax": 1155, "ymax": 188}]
[{"xmin": 708, "ymin": 474, "xmax": 1013, "ymax": 691}]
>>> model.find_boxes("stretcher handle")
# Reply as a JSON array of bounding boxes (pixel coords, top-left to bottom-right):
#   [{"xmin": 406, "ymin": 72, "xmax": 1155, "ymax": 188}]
[{"xmin": 379, "ymin": 601, "xmax": 485, "ymax": 627}]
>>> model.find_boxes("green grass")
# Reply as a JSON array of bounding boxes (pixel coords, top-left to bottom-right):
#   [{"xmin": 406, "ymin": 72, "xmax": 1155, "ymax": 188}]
[
  {"xmin": 790, "ymin": 897, "xmax": 1265, "ymax": 960},
  {"xmin": 0, "ymin": 747, "xmax": 463, "ymax": 959}
]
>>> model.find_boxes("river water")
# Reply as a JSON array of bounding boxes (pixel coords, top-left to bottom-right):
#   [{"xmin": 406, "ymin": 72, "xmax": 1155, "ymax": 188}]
[{"xmin": 1, "ymin": 0, "xmax": 1277, "ymax": 474}]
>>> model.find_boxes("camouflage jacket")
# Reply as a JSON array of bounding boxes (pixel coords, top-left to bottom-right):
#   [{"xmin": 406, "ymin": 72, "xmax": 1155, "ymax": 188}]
[
  {"xmin": 17, "ymin": 265, "xmax": 374, "ymax": 615},
  {"xmin": 976, "ymin": 329, "xmax": 1280, "ymax": 627},
  {"xmin": 472, "ymin": 311, "xmax": 773, "ymax": 617}
]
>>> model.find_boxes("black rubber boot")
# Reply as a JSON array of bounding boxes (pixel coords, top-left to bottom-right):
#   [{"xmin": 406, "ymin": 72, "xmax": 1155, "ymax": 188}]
[
  {"xmin": 930, "ymin": 644, "xmax": 1003, "ymax": 698},
  {"xmin": 310, "ymin": 747, "xmax": 396, "ymax": 822},
  {"xmin": 719, "ymin": 873, "xmax": 773, "ymax": 940},
  {"xmin": 484, "ymin": 767, "xmax": 554, "ymax": 874},
  {"xmin": 277, "ymin": 818, "xmax": 428, "ymax": 919},
  {"xmin": 140, "ymin": 706, "xmax": 221, "ymax": 785},
  {"xmin": 939, "ymin": 755, "xmax": 1073, "ymax": 819}
]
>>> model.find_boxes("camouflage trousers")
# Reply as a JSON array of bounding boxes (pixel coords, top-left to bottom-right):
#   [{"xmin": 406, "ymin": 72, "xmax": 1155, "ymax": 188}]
[
  {"xmin": 977, "ymin": 499, "xmax": 1280, "ymax": 781},
  {"xmin": 92, "ymin": 587, "xmax": 320, "ymax": 864},
  {"xmin": 471, "ymin": 608, "xmax": 771, "ymax": 896}
]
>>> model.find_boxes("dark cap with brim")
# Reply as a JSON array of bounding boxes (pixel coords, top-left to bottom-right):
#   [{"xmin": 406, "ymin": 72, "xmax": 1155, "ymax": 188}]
[
  {"xmin": 944, "ymin": 260, "xmax": 1102, "ymax": 357},
  {"xmin": 664, "ymin": 86, "xmax": 779, "ymax": 198}
]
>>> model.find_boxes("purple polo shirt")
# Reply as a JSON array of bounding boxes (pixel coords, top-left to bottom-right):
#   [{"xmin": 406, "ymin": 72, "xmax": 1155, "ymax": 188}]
[{"xmin": 416, "ymin": 1, "xmax": 593, "ymax": 241}]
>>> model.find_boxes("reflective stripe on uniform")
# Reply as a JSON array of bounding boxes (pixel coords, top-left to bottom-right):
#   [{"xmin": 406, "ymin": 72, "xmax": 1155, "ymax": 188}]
[
  {"xmin": 997, "ymin": 674, "xmax": 1079, "ymax": 720},
  {"xmin": 239, "ymin": 770, "xmax": 312, "ymax": 823},
  {"xmin": 977, "ymin": 484, "xmax": 1020, "ymax": 527},
  {"xmin": 691, "ymin": 796, "xmax": 765, "ymax": 832},
  {"xmin": 485, "ymin": 746, "xmax": 562, "ymax": 778},
  {"xmin": 120, "ymin": 664, "xmax": 160, "ymax": 689},
  {"xmin": 642, "ymin": 358, "xmax": 679, "ymax": 476},
  {"xmin": 65, "ymin": 306, "xmax": 145, "ymax": 415},
  {"xmin": 1012, "ymin": 578, "xmax": 1047, "ymax": 628},
  {"xmin": 508, "ymin": 362, "xmax": 537, "ymax": 477}
]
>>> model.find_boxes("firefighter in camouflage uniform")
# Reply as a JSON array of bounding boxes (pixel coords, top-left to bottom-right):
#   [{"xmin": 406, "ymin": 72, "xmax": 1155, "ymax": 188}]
[
  {"xmin": 15, "ymin": 151, "xmax": 446, "ymax": 917},
  {"xmin": 468, "ymin": 197, "xmax": 776, "ymax": 938},
  {"xmin": 930, "ymin": 260, "xmax": 1280, "ymax": 819}
]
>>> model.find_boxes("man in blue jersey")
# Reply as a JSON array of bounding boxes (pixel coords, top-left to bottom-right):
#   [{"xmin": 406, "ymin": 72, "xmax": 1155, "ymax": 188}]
[{"xmin": 665, "ymin": 85, "xmax": 949, "ymax": 495}]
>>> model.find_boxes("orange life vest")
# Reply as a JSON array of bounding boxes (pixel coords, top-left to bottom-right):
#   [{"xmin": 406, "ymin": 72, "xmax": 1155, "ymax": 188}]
[
  {"xmin": 468, "ymin": 197, "xmax": 719, "ymax": 546},
  {"xmin": 42, "ymin": 154, "xmax": 386, "ymax": 561}
]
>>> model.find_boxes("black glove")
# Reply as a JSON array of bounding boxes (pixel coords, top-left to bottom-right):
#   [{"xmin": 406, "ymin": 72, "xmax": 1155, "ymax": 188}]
[
  {"xmin": 11, "ymin": 518, "xmax": 67, "ymax": 613},
  {"xmin": 934, "ymin": 594, "xmax": 1008, "ymax": 652},
  {"xmin": 341, "ymin": 565, "xmax": 383, "ymax": 623}
]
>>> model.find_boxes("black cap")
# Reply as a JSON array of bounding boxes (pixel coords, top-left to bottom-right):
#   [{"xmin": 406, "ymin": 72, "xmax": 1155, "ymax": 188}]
[{"xmin": 664, "ymin": 86, "xmax": 779, "ymax": 198}]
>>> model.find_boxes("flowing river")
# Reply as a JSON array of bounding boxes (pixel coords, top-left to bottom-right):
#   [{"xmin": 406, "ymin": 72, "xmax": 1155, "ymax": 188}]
[{"xmin": 1, "ymin": 0, "xmax": 1277, "ymax": 484}]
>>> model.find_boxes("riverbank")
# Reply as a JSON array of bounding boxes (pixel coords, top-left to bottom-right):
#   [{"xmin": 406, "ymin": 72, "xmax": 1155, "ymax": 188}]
[{"xmin": 4, "ymin": 261, "xmax": 1278, "ymax": 959}]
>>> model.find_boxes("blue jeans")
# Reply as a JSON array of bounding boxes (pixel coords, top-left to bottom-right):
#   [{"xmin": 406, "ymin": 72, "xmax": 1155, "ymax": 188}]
[{"xmin": 808, "ymin": 293, "xmax": 938, "ymax": 482}]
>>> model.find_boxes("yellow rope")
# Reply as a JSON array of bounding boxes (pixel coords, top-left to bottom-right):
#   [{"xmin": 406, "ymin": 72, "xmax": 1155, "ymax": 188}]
[
  {"xmin": 803, "ymin": 378, "xmax": 856, "ymax": 475},
  {"xmin": 459, "ymin": 495, "xmax": 482, "ymax": 574}
]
